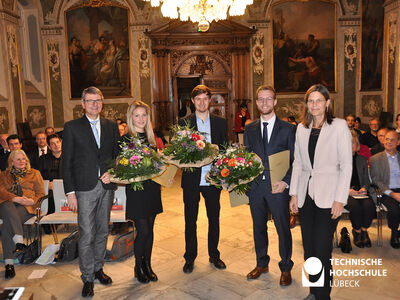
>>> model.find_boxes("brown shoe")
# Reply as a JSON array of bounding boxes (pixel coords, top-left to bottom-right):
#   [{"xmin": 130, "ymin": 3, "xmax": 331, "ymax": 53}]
[
  {"xmin": 246, "ymin": 266, "xmax": 269, "ymax": 280},
  {"xmin": 280, "ymin": 271, "xmax": 292, "ymax": 286}
]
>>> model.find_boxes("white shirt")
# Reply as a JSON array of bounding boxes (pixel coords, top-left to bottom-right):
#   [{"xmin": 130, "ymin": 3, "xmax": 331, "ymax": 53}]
[
  {"xmin": 259, "ymin": 114, "xmax": 276, "ymax": 142},
  {"xmin": 38, "ymin": 146, "xmax": 48, "ymax": 156}
]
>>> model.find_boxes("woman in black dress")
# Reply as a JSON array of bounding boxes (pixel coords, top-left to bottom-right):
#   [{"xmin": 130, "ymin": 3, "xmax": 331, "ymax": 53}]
[{"xmin": 125, "ymin": 101, "xmax": 162, "ymax": 284}]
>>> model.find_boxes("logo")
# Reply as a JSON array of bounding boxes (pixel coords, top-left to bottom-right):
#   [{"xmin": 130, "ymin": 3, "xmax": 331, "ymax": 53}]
[{"xmin": 302, "ymin": 257, "xmax": 324, "ymax": 287}]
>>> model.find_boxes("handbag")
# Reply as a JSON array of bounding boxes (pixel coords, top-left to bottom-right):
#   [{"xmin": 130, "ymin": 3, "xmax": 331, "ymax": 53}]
[
  {"xmin": 18, "ymin": 239, "xmax": 39, "ymax": 264},
  {"xmin": 339, "ymin": 227, "xmax": 352, "ymax": 253},
  {"xmin": 110, "ymin": 230, "xmax": 135, "ymax": 261},
  {"xmin": 56, "ymin": 230, "xmax": 79, "ymax": 262}
]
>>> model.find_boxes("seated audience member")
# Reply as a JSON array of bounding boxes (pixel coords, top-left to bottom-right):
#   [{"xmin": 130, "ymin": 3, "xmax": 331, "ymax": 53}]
[
  {"xmin": 0, "ymin": 135, "xmax": 23, "ymax": 171},
  {"xmin": 118, "ymin": 123, "xmax": 126, "ymax": 137},
  {"xmin": 346, "ymin": 114, "xmax": 361, "ymax": 136},
  {"xmin": 354, "ymin": 117, "xmax": 365, "ymax": 134},
  {"xmin": 28, "ymin": 131, "xmax": 48, "ymax": 170},
  {"xmin": 0, "ymin": 149, "xmax": 45, "ymax": 279},
  {"xmin": 371, "ymin": 128, "xmax": 389, "ymax": 155},
  {"xmin": 151, "ymin": 122, "xmax": 167, "ymax": 150},
  {"xmin": 0, "ymin": 134, "xmax": 10, "ymax": 171},
  {"xmin": 45, "ymin": 127, "xmax": 55, "ymax": 136},
  {"xmin": 38, "ymin": 134, "xmax": 62, "ymax": 219},
  {"xmin": 370, "ymin": 130, "xmax": 400, "ymax": 249},
  {"xmin": 395, "ymin": 114, "xmax": 400, "ymax": 134},
  {"xmin": 345, "ymin": 131, "xmax": 376, "ymax": 248},
  {"xmin": 287, "ymin": 116, "xmax": 298, "ymax": 126},
  {"xmin": 360, "ymin": 118, "xmax": 380, "ymax": 149},
  {"xmin": 120, "ymin": 121, "xmax": 128, "ymax": 135}
]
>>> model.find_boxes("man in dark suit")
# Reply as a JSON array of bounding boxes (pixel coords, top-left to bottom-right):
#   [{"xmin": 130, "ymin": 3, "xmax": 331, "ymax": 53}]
[
  {"xmin": 0, "ymin": 135, "xmax": 23, "ymax": 171},
  {"xmin": 0, "ymin": 134, "xmax": 10, "ymax": 171},
  {"xmin": 244, "ymin": 85, "xmax": 295, "ymax": 286},
  {"xmin": 28, "ymin": 131, "xmax": 48, "ymax": 170},
  {"xmin": 370, "ymin": 130, "xmax": 400, "ymax": 249},
  {"xmin": 179, "ymin": 85, "xmax": 228, "ymax": 274},
  {"xmin": 62, "ymin": 86, "xmax": 120, "ymax": 297}
]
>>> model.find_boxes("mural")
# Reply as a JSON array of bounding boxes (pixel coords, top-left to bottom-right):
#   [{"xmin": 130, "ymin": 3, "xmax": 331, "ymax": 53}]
[
  {"xmin": 66, "ymin": 4, "xmax": 131, "ymax": 98},
  {"xmin": 360, "ymin": 0, "xmax": 384, "ymax": 91},
  {"xmin": 361, "ymin": 95, "xmax": 382, "ymax": 117},
  {"xmin": 272, "ymin": 0, "xmax": 336, "ymax": 92},
  {"xmin": 72, "ymin": 103, "xmax": 128, "ymax": 121},
  {"xmin": 27, "ymin": 106, "xmax": 47, "ymax": 129},
  {"xmin": 0, "ymin": 107, "xmax": 10, "ymax": 133},
  {"xmin": 275, "ymin": 98, "xmax": 304, "ymax": 121}
]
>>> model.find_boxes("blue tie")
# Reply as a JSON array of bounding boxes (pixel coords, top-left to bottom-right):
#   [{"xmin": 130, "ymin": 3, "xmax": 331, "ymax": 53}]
[
  {"xmin": 263, "ymin": 122, "xmax": 269, "ymax": 155},
  {"xmin": 90, "ymin": 120, "xmax": 100, "ymax": 148}
]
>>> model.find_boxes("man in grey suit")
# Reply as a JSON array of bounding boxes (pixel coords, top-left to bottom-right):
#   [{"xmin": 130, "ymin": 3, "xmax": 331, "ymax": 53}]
[
  {"xmin": 62, "ymin": 86, "xmax": 120, "ymax": 297},
  {"xmin": 370, "ymin": 130, "xmax": 400, "ymax": 249}
]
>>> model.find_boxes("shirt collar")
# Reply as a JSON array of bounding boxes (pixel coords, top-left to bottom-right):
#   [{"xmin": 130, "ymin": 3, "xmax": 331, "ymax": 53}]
[
  {"xmin": 260, "ymin": 114, "xmax": 276, "ymax": 127},
  {"xmin": 195, "ymin": 112, "xmax": 210, "ymax": 123},
  {"xmin": 86, "ymin": 114, "xmax": 100, "ymax": 122},
  {"xmin": 385, "ymin": 151, "xmax": 399, "ymax": 159}
]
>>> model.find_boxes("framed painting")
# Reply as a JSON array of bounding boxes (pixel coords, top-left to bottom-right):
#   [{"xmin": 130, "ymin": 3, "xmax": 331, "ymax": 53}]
[
  {"xmin": 271, "ymin": 0, "xmax": 336, "ymax": 93},
  {"xmin": 65, "ymin": 2, "xmax": 131, "ymax": 99}
]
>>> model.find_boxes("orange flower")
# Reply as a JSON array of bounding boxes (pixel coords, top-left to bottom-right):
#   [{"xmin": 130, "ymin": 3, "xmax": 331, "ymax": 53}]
[
  {"xmin": 228, "ymin": 158, "xmax": 236, "ymax": 167},
  {"xmin": 221, "ymin": 168, "xmax": 230, "ymax": 177}
]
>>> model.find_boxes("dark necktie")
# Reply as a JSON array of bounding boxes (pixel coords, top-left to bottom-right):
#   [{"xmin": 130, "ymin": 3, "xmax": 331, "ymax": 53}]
[
  {"xmin": 263, "ymin": 122, "xmax": 269, "ymax": 154},
  {"xmin": 41, "ymin": 148, "xmax": 45, "ymax": 156}
]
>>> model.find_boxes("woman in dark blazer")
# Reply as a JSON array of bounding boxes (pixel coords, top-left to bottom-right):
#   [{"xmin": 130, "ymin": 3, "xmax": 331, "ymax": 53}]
[
  {"xmin": 289, "ymin": 84, "xmax": 352, "ymax": 300},
  {"xmin": 345, "ymin": 130, "xmax": 376, "ymax": 248},
  {"xmin": 0, "ymin": 149, "xmax": 45, "ymax": 279},
  {"xmin": 124, "ymin": 101, "xmax": 162, "ymax": 284}
]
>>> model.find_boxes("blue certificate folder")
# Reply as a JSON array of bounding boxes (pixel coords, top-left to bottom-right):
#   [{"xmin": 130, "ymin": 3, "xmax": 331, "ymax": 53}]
[{"xmin": 229, "ymin": 190, "xmax": 249, "ymax": 207}]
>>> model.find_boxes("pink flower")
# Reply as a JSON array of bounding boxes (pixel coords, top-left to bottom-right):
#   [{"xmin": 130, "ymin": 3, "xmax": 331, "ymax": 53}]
[
  {"xmin": 199, "ymin": 134, "xmax": 205, "ymax": 140},
  {"xmin": 216, "ymin": 159, "xmax": 222, "ymax": 166},
  {"xmin": 196, "ymin": 140, "xmax": 205, "ymax": 150},
  {"xmin": 130, "ymin": 155, "xmax": 141, "ymax": 165},
  {"xmin": 236, "ymin": 157, "xmax": 245, "ymax": 163}
]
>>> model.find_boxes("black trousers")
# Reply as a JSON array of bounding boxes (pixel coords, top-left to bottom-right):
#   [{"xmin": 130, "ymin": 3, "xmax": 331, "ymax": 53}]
[
  {"xmin": 183, "ymin": 185, "xmax": 221, "ymax": 263},
  {"xmin": 299, "ymin": 195, "xmax": 339, "ymax": 300},
  {"xmin": 133, "ymin": 215, "xmax": 156, "ymax": 264},
  {"xmin": 345, "ymin": 196, "xmax": 376, "ymax": 230},
  {"xmin": 381, "ymin": 188, "xmax": 400, "ymax": 231}
]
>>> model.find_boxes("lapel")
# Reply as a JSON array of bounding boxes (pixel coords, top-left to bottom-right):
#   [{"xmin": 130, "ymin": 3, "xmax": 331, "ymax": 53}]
[
  {"xmin": 252, "ymin": 119, "xmax": 264, "ymax": 159},
  {"xmin": 269, "ymin": 118, "xmax": 281, "ymax": 148},
  {"xmin": 99, "ymin": 118, "xmax": 106, "ymax": 149},
  {"xmin": 301, "ymin": 123, "xmax": 313, "ymax": 170},
  {"xmin": 210, "ymin": 114, "xmax": 217, "ymax": 144},
  {"xmin": 311, "ymin": 120, "xmax": 328, "ymax": 169}
]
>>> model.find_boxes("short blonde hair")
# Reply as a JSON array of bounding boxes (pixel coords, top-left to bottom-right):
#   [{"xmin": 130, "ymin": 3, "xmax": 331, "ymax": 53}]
[{"xmin": 7, "ymin": 149, "xmax": 31, "ymax": 170}]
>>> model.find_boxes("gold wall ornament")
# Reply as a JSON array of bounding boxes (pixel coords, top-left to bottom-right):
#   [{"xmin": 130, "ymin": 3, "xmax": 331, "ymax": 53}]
[
  {"xmin": 252, "ymin": 32, "xmax": 264, "ymax": 75},
  {"xmin": 388, "ymin": 13, "xmax": 397, "ymax": 65},
  {"xmin": 344, "ymin": 28, "xmax": 357, "ymax": 72},
  {"xmin": 47, "ymin": 40, "xmax": 60, "ymax": 81},
  {"xmin": 6, "ymin": 25, "xmax": 18, "ymax": 78},
  {"xmin": 138, "ymin": 36, "xmax": 150, "ymax": 78}
]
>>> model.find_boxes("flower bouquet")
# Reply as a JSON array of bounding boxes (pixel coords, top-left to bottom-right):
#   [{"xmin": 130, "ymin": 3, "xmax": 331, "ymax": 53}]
[
  {"xmin": 108, "ymin": 135, "xmax": 166, "ymax": 191},
  {"xmin": 162, "ymin": 122, "xmax": 219, "ymax": 170},
  {"xmin": 205, "ymin": 144, "xmax": 264, "ymax": 194}
]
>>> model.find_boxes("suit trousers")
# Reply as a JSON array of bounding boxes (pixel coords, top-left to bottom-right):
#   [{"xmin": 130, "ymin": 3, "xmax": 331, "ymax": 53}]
[
  {"xmin": 299, "ymin": 194, "xmax": 339, "ymax": 300},
  {"xmin": 249, "ymin": 183, "xmax": 293, "ymax": 271},
  {"xmin": 183, "ymin": 185, "xmax": 221, "ymax": 263},
  {"xmin": 76, "ymin": 180, "xmax": 114, "ymax": 282},
  {"xmin": 0, "ymin": 202, "xmax": 33, "ymax": 259},
  {"xmin": 381, "ymin": 188, "xmax": 400, "ymax": 231}
]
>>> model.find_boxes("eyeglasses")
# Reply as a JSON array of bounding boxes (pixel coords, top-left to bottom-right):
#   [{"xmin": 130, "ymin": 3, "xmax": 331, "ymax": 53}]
[
  {"xmin": 85, "ymin": 99, "xmax": 102, "ymax": 104},
  {"xmin": 257, "ymin": 97, "xmax": 275, "ymax": 102}
]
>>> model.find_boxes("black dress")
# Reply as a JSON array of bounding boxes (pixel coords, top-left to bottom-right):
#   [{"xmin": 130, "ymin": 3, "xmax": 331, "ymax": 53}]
[{"xmin": 125, "ymin": 132, "xmax": 163, "ymax": 220}]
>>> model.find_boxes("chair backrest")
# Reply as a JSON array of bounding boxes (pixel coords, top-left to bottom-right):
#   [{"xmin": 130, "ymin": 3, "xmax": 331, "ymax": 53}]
[
  {"xmin": 40, "ymin": 180, "xmax": 50, "ymax": 215},
  {"xmin": 52, "ymin": 179, "xmax": 69, "ymax": 212},
  {"xmin": 113, "ymin": 185, "xmax": 126, "ymax": 211}
]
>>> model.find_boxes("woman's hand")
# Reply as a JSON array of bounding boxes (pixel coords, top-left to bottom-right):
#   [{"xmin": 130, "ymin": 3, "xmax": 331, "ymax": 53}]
[
  {"xmin": 331, "ymin": 201, "xmax": 344, "ymax": 219},
  {"xmin": 12, "ymin": 196, "xmax": 34, "ymax": 206},
  {"xmin": 289, "ymin": 195, "xmax": 298, "ymax": 214},
  {"xmin": 100, "ymin": 172, "xmax": 111, "ymax": 184}
]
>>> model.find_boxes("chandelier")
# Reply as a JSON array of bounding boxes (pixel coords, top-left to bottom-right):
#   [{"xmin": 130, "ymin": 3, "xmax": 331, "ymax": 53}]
[{"xmin": 144, "ymin": 0, "xmax": 253, "ymax": 31}]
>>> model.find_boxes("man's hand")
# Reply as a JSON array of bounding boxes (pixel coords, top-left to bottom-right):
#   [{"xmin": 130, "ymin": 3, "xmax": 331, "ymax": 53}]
[
  {"xmin": 289, "ymin": 195, "xmax": 298, "ymax": 214},
  {"xmin": 272, "ymin": 181, "xmax": 287, "ymax": 194},
  {"xmin": 100, "ymin": 172, "xmax": 111, "ymax": 184},
  {"xmin": 390, "ymin": 192, "xmax": 400, "ymax": 202},
  {"xmin": 67, "ymin": 193, "xmax": 78, "ymax": 213},
  {"xmin": 331, "ymin": 201, "xmax": 344, "ymax": 219},
  {"xmin": 12, "ymin": 196, "xmax": 34, "ymax": 206}
]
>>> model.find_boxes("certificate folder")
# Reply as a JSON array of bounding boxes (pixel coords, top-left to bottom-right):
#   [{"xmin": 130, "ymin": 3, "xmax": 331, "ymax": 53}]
[{"xmin": 268, "ymin": 150, "xmax": 290, "ymax": 186}]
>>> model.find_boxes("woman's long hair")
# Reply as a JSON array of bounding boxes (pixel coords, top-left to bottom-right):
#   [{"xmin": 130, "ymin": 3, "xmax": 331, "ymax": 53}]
[
  {"xmin": 126, "ymin": 101, "xmax": 156, "ymax": 146},
  {"xmin": 7, "ymin": 149, "xmax": 31, "ymax": 171},
  {"xmin": 302, "ymin": 84, "xmax": 335, "ymax": 128}
]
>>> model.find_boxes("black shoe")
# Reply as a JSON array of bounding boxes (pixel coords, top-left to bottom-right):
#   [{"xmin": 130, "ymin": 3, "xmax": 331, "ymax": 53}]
[
  {"xmin": 94, "ymin": 268, "xmax": 112, "ymax": 285},
  {"xmin": 13, "ymin": 243, "xmax": 27, "ymax": 256},
  {"xmin": 209, "ymin": 258, "xmax": 226, "ymax": 269},
  {"xmin": 142, "ymin": 260, "xmax": 158, "ymax": 282},
  {"xmin": 183, "ymin": 261, "xmax": 194, "ymax": 274},
  {"xmin": 390, "ymin": 230, "xmax": 400, "ymax": 249},
  {"xmin": 134, "ymin": 264, "xmax": 150, "ymax": 283},
  {"xmin": 5, "ymin": 264, "xmax": 15, "ymax": 279},
  {"xmin": 361, "ymin": 230, "xmax": 372, "ymax": 248},
  {"xmin": 339, "ymin": 227, "xmax": 352, "ymax": 253},
  {"xmin": 352, "ymin": 229, "xmax": 364, "ymax": 248},
  {"xmin": 82, "ymin": 281, "xmax": 94, "ymax": 298}
]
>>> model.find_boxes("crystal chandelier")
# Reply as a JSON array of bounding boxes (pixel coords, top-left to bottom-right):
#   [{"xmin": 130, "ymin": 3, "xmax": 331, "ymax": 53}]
[{"xmin": 144, "ymin": 0, "xmax": 253, "ymax": 31}]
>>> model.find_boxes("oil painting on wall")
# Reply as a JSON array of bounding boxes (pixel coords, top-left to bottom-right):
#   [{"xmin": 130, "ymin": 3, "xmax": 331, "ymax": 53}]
[
  {"xmin": 272, "ymin": 0, "xmax": 336, "ymax": 93},
  {"xmin": 66, "ymin": 4, "xmax": 131, "ymax": 98}
]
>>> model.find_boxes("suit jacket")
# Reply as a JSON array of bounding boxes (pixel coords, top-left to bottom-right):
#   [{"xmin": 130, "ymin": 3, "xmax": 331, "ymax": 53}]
[
  {"xmin": 178, "ymin": 113, "xmax": 228, "ymax": 190},
  {"xmin": 244, "ymin": 117, "xmax": 296, "ymax": 197},
  {"xmin": 62, "ymin": 115, "xmax": 120, "ymax": 193},
  {"xmin": 370, "ymin": 150, "xmax": 400, "ymax": 193},
  {"xmin": 0, "ymin": 150, "xmax": 10, "ymax": 171},
  {"xmin": 28, "ymin": 147, "xmax": 47, "ymax": 170},
  {"xmin": 0, "ymin": 168, "xmax": 45, "ymax": 214},
  {"xmin": 289, "ymin": 118, "xmax": 352, "ymax": 208}
]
